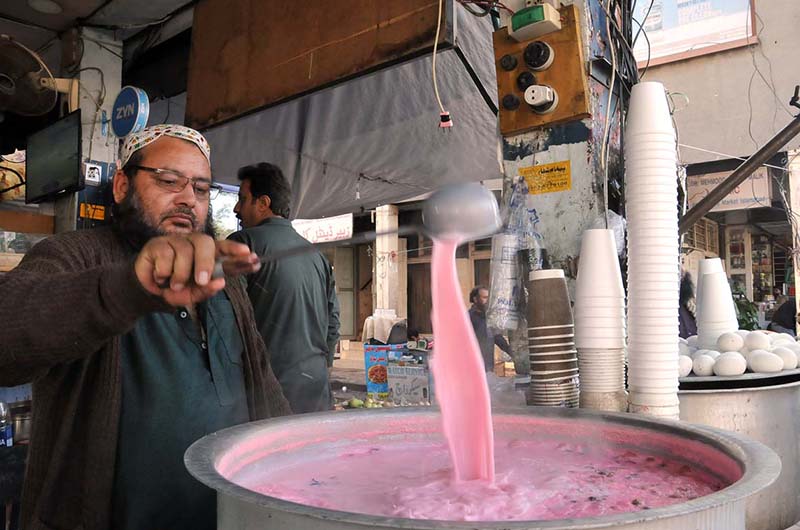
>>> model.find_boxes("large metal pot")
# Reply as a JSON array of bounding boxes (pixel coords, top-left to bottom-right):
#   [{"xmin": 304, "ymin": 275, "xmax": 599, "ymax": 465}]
[
  {"xmin": 186, "ymin": 407, "xmax": 779, "ymax": 530},
  {"xmin": 680, "ymin": 379, "xmax": 800, "ymax": 530}
]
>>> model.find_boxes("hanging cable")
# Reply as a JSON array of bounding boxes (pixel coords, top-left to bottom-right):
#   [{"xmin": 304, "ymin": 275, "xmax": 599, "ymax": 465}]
[
  {"xmin": 600, "ymin": 0, "xmax": 618, "ymax": 228},
  {"xmin": 432, "ymin": 0, "xmax": 452, "ymax": 129}
]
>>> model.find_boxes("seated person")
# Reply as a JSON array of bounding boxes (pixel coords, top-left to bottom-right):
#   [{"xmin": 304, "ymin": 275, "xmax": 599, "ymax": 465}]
[{"xmin": 768, "ymin": 297, "xmax": 797, "ymax": 337}]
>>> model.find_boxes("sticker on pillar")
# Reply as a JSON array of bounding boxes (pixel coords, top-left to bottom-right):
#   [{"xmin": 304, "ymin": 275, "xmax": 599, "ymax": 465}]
[
  {"xmin": 79, "ymin": 203, "xmax": 106, "ymax": 220},
  {"xmin": 520, "ymin": 161, "xmax": 572, "ymax": 195},
  {"xmin": 85, "ymin": 163, "xmax": 102, "ymax": 186},
  {"xmin": 111, "ymin": 86, "xmax": 150, "ymax": 138}
]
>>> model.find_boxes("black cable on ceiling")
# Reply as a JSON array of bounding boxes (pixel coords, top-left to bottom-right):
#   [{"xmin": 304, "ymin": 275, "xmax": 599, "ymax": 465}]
[{"xmin": 0, "ymin": 14, "xmax": 58, "ymax": 33}]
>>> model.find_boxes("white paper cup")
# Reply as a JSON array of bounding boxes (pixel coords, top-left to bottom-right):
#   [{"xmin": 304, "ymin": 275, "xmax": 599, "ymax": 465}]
[
  {"xmin": 576, "ymin": 337, "xmax": 627, "ymax": 348},
  {"xmin": 574, "ymin": 297, "xmax": 626, "ymax": 309},
  {"xmin": 575, "ymin": 320, "xmax": 627, "ymax": 331},
  {"xmin": 625, "ymin": 130, "xmax": 677, "ymax": 143},
  {"xmin": 627, "ymin": 246, "xmax": 681, "ymax": 258},
  {"xmin": 696, "ymin": 273, "xmax": 737, "ymax": 322},
  {"xmin": 624, "ymin": 139, "xmax": 678, "ymax": 152},
  {"xmin": 628, "ymin": 310, "xmax": 680, "ymax": 321},
  {"xmin": 626, "ymin": 82, "xmax": 674, "ymax": 134},
  {"xmin": 627, "ymin": 289, "xmax": 680, "ymax": 300},
  {"xmin": 628, "ymin": 391, "xmax": 680, "ymax": 407},
  {"xmin": 574, "ymin": 326, "xmax": 627, "ymax": 338},
  {"xmin": 625, "ymin": 201, "xmax": 679, "ymax": 212},
  {"xmin": 576, "ymin": 229, "xmax": 625, "ymax": 298},
  {"xmin": 575, "ymin": 309, "xmax": 627, "ymax": 320},
  {"xmin": 699, "ymin": 258, "xmax": 724, "ymax": 275},
  {"xmin": 625, "ymin": 185, "xmax": 679, "ymax": 196},
  {"xmin": 627, "ymin": 253, "xmax": 681, "ymax": 263}
]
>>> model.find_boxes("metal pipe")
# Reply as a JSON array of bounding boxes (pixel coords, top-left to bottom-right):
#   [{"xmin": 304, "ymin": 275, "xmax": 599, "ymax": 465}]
[{"xmin": 679, "ymin": 115, "xmax": 800, "ymax": 234}]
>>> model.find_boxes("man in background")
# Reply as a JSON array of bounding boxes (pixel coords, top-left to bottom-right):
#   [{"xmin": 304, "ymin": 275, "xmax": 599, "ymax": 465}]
[
  {"xmin": 769, "ymin": 297, "xmax": 797, "ymax": 336},
  {"xmin": 230, "ymin": 162, "xmax": 340, "ymax": 413},
  {"xmin": 468, "ymin": 285, "xmax": 512, "ymax": 372}
]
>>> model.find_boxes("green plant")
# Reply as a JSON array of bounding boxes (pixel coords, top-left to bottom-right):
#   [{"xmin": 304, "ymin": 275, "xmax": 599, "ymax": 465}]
[{"xmin": 733, "ymin": 295, "xmax": 760, "ymax": 331}]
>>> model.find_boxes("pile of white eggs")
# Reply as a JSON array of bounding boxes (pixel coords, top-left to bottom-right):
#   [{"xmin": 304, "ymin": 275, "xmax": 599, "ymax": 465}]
[{"xmin": 678, "ymin": 330, "xmax": 800, "ymax": 378}]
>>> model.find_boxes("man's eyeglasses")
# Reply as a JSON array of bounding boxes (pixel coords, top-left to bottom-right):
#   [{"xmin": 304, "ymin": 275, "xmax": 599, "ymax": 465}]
[{"xmin": 128, "ymin": 165, "xmax": 221, "ymax": 200}]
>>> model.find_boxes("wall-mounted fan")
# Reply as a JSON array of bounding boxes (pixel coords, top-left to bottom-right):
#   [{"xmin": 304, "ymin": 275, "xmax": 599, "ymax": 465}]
[{"xmin": 0, "ymin": 34, "xmax": 78, "ymax": 116}]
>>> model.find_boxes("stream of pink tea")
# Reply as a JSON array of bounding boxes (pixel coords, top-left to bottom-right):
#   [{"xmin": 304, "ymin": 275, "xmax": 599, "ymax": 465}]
[{"xmin": 428, "ymin": 238, "xmax": 495, "ymax": 481}]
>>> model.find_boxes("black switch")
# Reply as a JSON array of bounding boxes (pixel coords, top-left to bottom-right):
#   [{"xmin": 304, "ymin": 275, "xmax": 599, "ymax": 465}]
[
  {"xmin": 517, "ymin": 71, "xmax": 536, "ymax": 92},
  {"xmin": 499, "ymin": 54, "xmax": 518, "ymax": 71},
  {"xmin": 502, "ymin": 94, "xmax": 521, "ymax": 110},
  {"xmin": 524, "ymin": 41, "xmax": 554, "ymax": 70}
]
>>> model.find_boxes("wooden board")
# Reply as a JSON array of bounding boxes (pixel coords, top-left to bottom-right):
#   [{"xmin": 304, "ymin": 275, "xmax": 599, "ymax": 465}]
[
  {"xmin": 186, "ymin": 0, "xmax": 452, "ymax": 130},
  {"xmin": 0, "ymin": 210, "xmax": 55, "ymax": 234},
  {"xmin": 493, "ymin": 5, "xmax": 590, "ymax": 136}
]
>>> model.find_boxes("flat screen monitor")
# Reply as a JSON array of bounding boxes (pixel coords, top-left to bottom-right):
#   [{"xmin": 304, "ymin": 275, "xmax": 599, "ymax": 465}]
[{"xmin": 25, "ymin": 110, "xmax": 83, "ymax": 204}]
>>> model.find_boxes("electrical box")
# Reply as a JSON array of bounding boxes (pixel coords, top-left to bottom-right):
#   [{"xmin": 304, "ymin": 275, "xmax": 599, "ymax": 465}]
[
  {"xmin": 508, "ymin": 3, "xmax": 562, "ymax": 42},
  {"xmin": 493, "ymin": 4, "xmax": 590, "ymax": 136}
]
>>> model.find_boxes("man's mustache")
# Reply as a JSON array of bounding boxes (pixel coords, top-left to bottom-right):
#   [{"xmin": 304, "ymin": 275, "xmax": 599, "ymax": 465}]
[{"xmin": 160, "ymin": 207, "xmax": 198, "ymax": 227}]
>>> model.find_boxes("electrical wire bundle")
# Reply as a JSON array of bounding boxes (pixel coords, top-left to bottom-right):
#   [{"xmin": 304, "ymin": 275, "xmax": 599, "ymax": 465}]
[
  {"xmin": 456, "ymin": 0, "xmax": 515, "ymax": 17},
  {"xmin": 596, "ymin": 0, "xmax": 655, "ymax": 222}
]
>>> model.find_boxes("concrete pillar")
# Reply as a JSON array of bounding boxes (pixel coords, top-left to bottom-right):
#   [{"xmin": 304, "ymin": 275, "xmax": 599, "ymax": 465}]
[
  {"xmin": 788, "ymin": 149, "xmax": 800, "ymax": 334},
  {"xmin": 374, "ymin": 205, "xmax": 399, "ymax": 314},
  {"xmin": 54, "ymin": 27, "xmax": 122, "ymax": 233}
]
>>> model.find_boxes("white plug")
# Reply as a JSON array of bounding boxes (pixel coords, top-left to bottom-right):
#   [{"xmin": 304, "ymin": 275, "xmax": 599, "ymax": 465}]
[{"xmin": 523, "ymin": 84, "xmax": 558, "ymax": 114}]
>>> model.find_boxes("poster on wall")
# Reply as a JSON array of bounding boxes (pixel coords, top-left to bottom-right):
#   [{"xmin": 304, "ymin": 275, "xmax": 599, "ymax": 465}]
[{"xmin": 633, "ymin": 0, "xmax": 754, "ymax": 66}]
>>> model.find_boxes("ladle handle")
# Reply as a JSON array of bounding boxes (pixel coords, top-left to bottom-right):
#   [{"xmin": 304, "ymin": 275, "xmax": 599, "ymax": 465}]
[{"xmin": 208, "ymin": 225, "xmax": 423, "ymax": 279}]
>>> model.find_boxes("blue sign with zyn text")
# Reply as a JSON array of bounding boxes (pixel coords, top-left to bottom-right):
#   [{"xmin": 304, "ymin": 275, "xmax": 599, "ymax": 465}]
[{"xmin": 111, "ymin": 86, "xmax": 149, "ymax": 138}]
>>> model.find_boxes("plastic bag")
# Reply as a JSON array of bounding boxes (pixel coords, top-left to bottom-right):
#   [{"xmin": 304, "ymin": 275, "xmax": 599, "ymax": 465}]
[
  {"xmin": 487, "ymin": 179, "xmax": 545, "ymax": 331},
  {"xmin": 591, "ymin": 210, "xmax": 627, "ymax": 257}
]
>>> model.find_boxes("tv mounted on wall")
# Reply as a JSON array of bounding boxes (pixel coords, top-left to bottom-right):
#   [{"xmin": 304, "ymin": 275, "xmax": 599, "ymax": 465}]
[{"xmin": 25, "ymin": 110, "xmax": 83, "ymax": 204}]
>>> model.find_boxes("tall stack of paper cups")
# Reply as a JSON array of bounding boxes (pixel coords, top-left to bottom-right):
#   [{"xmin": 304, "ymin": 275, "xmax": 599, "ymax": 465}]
[
  {"xmin": 624, "ymin": 82, "xmax": 681, "ymax": 419},
  {"xmin": 574, "ymin": 229, "xmax": 627, "ymax": 412}
]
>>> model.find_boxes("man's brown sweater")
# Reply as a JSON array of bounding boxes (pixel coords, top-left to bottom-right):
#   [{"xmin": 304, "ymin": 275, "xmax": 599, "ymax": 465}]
[{"xmin": 0, "ymin": 226, "xmax": 291, "ymax": 530}]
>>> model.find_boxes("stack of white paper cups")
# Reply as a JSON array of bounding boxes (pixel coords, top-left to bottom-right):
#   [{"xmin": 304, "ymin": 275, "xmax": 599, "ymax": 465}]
[
  {"xmin": 574, "ymin": 229, "xmax": 627, "ymax": 412},
  {"xmin": 695, "ymin": 258, "xmax": 738, "ymax": 349},
  {"xmin": 625, "ymin": 82, "xmax": 681, "ymax": 419},
  {"xmin": 526, "ymin": 269, "xmax": 579, "ymax": 407}
]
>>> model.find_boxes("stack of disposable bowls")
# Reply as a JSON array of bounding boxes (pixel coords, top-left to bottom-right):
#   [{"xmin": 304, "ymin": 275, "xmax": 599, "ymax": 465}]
[
  {"xmin": 624, "ymin": 81, "xmax": 681, "ymax": 420},
  {"xmin": 526, "ymin": 269, "xmax": 579, "ymax": 407},
  {"xmin": 695, "ymin": 258, "xmax": 738, "ymax": 349},
  {"xmin": 574, "ymin": 229, "xmax": 627, "ymax": 412}
]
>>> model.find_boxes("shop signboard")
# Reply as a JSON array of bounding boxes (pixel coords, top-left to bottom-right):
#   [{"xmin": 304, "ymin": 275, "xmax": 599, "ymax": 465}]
[
  {"xmin": 292, "ymin": 213, "xmax": 353, "ymax": 243},
  {"xmin": 687, "ymin": 166, "xmax": 771, "ymax": 212},
  {"xmin": 632, "ymin": 0, "xmax": 755, "ymax": 66}
]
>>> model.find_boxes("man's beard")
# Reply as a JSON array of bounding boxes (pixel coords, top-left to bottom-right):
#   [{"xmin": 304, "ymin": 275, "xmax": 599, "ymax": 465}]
[{"xmin": 112, "ymin": 185, "xmax": 215, "ymax": 249}]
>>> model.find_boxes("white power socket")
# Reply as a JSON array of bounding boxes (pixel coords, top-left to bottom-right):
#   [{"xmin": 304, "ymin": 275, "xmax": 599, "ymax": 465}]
[{"xmin": 523, "ymin": 85, "xmax": 559, "ymax": 113}]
